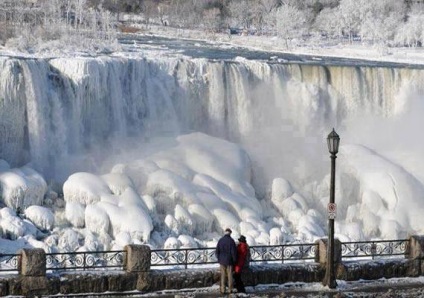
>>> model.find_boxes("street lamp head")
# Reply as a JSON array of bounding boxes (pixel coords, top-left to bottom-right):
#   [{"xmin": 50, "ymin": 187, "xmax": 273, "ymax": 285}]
[{"xmin": 327, "ymin": 128, "xmax": 340, "ymax": 155}]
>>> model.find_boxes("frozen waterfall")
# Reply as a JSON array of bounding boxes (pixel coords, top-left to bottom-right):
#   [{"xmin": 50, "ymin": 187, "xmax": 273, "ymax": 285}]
[
  {"xmin": 1, "ymin": 56, "xmax": 422, "ymax": 186},
  {"xmin": 1, "ymin": 55, "xmax": 424, "ymax": 250}
]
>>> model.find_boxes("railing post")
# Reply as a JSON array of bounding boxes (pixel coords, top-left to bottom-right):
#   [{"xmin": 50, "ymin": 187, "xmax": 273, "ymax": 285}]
[
  {"xmin": 83, "ymin": 252, "xmax": 87, "ymax": 270},
  {"xmin": 281, "ymin": 245, "xmax": 284, "ymax": 264},
  {"xmin": 124, "ymin": 245, "xmax": 151, "ymax": 272},
  {"xmin": 407, "ymin": 235, "xmax": 424, "ymax": 276},
  {"xmin": 18, "ymin": 248, "xmax": 46, "ymax": 276},
  {"xmin": 371, "ymin": 243, "xmax": 377, "ymax": 260},
  {"xmin": 185, "ymin": 249, "xmax": 188, "ymax": 269},
  {"xmin": 315, "ymin": 238, "xmax": 342, "ymax": 266}
]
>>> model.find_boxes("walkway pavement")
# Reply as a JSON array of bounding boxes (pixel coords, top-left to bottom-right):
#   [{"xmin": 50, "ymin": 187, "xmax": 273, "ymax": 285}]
[{"xmin": 133, "ymin": 277, "xmax": 424, "ymax": 298}]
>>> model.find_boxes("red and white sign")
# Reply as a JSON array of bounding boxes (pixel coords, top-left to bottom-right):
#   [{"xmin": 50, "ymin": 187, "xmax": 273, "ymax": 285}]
[{"xmin": 327, "ymin": 203, "xmax": 337, "ymax": 219}]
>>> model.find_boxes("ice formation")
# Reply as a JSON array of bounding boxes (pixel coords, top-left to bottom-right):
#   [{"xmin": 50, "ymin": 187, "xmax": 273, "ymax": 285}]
[{"xmin": 0, "ymin": 52, "xmax": 423, "ymax": 253}]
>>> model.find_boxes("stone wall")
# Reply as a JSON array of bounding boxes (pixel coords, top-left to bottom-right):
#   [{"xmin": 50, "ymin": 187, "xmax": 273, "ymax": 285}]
[{"xmin": 1, "ymin": 237, "xmax": 424, "ymax": 296}]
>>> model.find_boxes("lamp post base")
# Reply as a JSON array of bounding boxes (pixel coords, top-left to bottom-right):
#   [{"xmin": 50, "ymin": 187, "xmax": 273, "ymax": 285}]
[{"xmin": 323, "ymin": 275, "xmax": 337, "ymax": 289}]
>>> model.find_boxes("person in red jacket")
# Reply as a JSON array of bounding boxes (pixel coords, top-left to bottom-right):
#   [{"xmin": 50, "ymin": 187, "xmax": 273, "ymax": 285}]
[{"xmin": 234, "ymin": 235, "xmax": 249, "ymax": 293}]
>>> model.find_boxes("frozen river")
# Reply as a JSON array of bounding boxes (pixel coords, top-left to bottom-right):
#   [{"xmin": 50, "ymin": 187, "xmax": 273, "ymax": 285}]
[{"xmin": 119, "ymin": 34, "xmax": 424, "ymax": 69}]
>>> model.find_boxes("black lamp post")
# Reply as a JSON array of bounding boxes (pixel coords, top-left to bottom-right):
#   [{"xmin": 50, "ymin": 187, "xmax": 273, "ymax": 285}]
[{"xmin": 323, "ymin": 128, "xmax": 340, "ymax": 289}]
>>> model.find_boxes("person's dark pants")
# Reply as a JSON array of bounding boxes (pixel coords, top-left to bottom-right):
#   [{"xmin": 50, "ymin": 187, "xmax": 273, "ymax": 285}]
[{"xmin": 234, "ymin": 272, "xmax": 246, "ymax": 293}]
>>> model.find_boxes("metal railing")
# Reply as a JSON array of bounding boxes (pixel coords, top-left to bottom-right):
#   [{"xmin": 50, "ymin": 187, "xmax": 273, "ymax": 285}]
[
  {"xmin": 0, "ymin": 239, "xmax": 411, "ymax": 273},
  {"xmin": 150, "ymin": 243, "xmax": 317, "ymax": 268},
  {"xmin": 45, "ymin": 250, "xmax": 124, "ymax": 271},
  {"xmin": 341, "ymin": 239, "xmax": 409, "ymax": 260},
  {"xmin": 249, "ymin": 243, "xmax": 317, "ymax": 264},
  {"xmin": 0, "ymin": 253, "xmax": 20, "ymax": 272},
  {"xmin": 151, "ymin": 247, "xmax": 217, "ymax": 269}
]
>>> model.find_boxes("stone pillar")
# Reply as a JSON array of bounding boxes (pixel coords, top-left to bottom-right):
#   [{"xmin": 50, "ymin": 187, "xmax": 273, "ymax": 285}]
[
  {"xmin": 407, "ymin": 235, "xmax": 424, "ymax": 259},
  {"xmin": 406, "ymin": 235, "xmax": 424, "ymax": 276},
  {"xmin": 315, "ymin": 238, "xmax": 342, "ymax": 266},
  {"xmin": 124, "ymin": 245, "xmax": 151, "ymax": 272},
  {"xmin": 18, "ymin": 248, "xmax": 46, "ymax": 276}
]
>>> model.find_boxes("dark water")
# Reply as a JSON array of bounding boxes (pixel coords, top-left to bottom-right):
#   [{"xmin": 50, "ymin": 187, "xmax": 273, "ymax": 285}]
[{"xmin": 118, "ymin": 34, "xmax": 424, "ymax": 69}]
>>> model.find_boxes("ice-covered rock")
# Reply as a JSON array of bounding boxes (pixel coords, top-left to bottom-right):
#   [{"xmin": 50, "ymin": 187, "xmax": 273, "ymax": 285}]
[
  {"xmin": 85, "ymin": 204, "xmax": 110, "ymax": 235},
  {"xmin": 178, "ymin": 235, "xmax": 198, "ymax": 248},
  {"xmin": 174, "ymin": 204, "xmax": 194, "ymax": 234},
  {"xmin": 0, "ymin": 207, "xmax": 25, "ymax": 239},
  {"xmin": 24, "ymin": 205, "xmax": 54, "ymax": 231},
  {"xmin": 188, "ymin": 203, "xmax": 214, "ymax": 234},
  {"xmin": 271, "ymin": 178, "xmax": 294, "ymax": 202},
  {"xmin": 269, "ymin": 227, "xmax": 283, "ymax": 245},
  {"xmin": 114, "ymin": 231, "xmax": 132, "ymax": 247},
  {"xmin": 0, "ymin": 166, "xmax": 47, "ymax": 210},
  {"xmin": 101, "ymin": 173, "xmax": 135, "ymax": 195},
  {"xmin": 340, "ymin": 144, "xmax": 424, "ymax": 239},
  {"xmin": 65, "ymin": 202, "xmax": 86, "ymax": 228},
  {"xmin": 63, "ymin": 172, "xmax": 111, "ymax": 205},
  {"xmin": 164, "ymin": 236, "xmax": 180, "ymax": 249},
  {"xmin": 58, "ymin": 228, "xmax": 81, "ymax": 252},
  {"xmin": 164, "ymin": 214, "xmax": 178, "ymax": 235}
]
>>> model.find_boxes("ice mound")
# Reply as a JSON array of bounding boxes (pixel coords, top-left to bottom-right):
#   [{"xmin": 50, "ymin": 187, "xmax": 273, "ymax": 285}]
[
  {"xmin": 0, "ymin": 207, "xmax": 26, "ymax": 239},
  {"xmin": 337, "ymin": 144, "xmax": 424, "ymax": 239},
  {"xmin": 24, "ymin": 205, "xmax": 54, "ymax": 231},
  {"xmin": 63, "ymin": 172, "xmax": 111, "ymax": 205},
  {"xmin": 4, "ymin": 131, "xmax": 424, "ymax": 253},
  {"xmin": 0, "ymin": 165, "xmax": 47, "ymax": 210},
  {"xmin": 107, "ymin": 132, "xmax": 269, "ymax": 244}
]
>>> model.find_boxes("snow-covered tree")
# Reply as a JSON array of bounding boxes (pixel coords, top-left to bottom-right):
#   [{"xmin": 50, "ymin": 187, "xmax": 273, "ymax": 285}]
[
  {"xmin": 337, "ymin": 0, "xmax": 363, "ymax": 42},
  {"xmin": 141, "ymin": 0, "xmax": 159, "ymax": 29},
  {"xmin": 359, "ymin": 0, "xmax": 406, "ymax": 47},
  {"xmin": 253, "ymin": 0, "xmax": 281, "ymax": 34},
  {"xmin": 228, "ymin": 0, "xmax": 254, "ymax": 29},
  {"xmin": 167, "ymin": 0, "xmax": 203, "ymax": 28},
  {"xmin": 395, "ymin": 8, "xmax": 424, "ymax": 47},
  {"xmin": 203, "ymin": 7, "xmax": 221, "ymax": 33},
  {"xmin": 276, "ymin": 2, "xmax": 309, "ymax": 47},
  {"xmin": 313, "ymin": 7, "xmax": 342, "ymax": 39}
]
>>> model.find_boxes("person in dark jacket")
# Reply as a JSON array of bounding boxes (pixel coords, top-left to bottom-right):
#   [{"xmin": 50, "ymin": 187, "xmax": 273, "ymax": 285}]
[
  {"xmin": 216, "ymin": 228, "xmax": 237, "ymax": 294},
  {"xmin": 234, "ymin": 235, "xmax": 249, "ymax": 293}
]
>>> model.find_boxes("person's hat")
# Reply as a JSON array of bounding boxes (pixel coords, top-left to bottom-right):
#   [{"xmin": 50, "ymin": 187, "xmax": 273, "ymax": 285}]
[
  {"xmin": 238, "ymin": 235, "xmax": 246, "ymax": 242},
  {"xmin": 225, "ymin": 228, "xmax": 232, "ymax": 234}
]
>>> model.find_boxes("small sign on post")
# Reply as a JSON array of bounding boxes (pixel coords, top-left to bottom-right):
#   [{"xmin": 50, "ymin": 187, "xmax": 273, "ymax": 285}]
[{"xmin": 327, "ymin": 203, "xmax": 337, "ymax": 219}]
